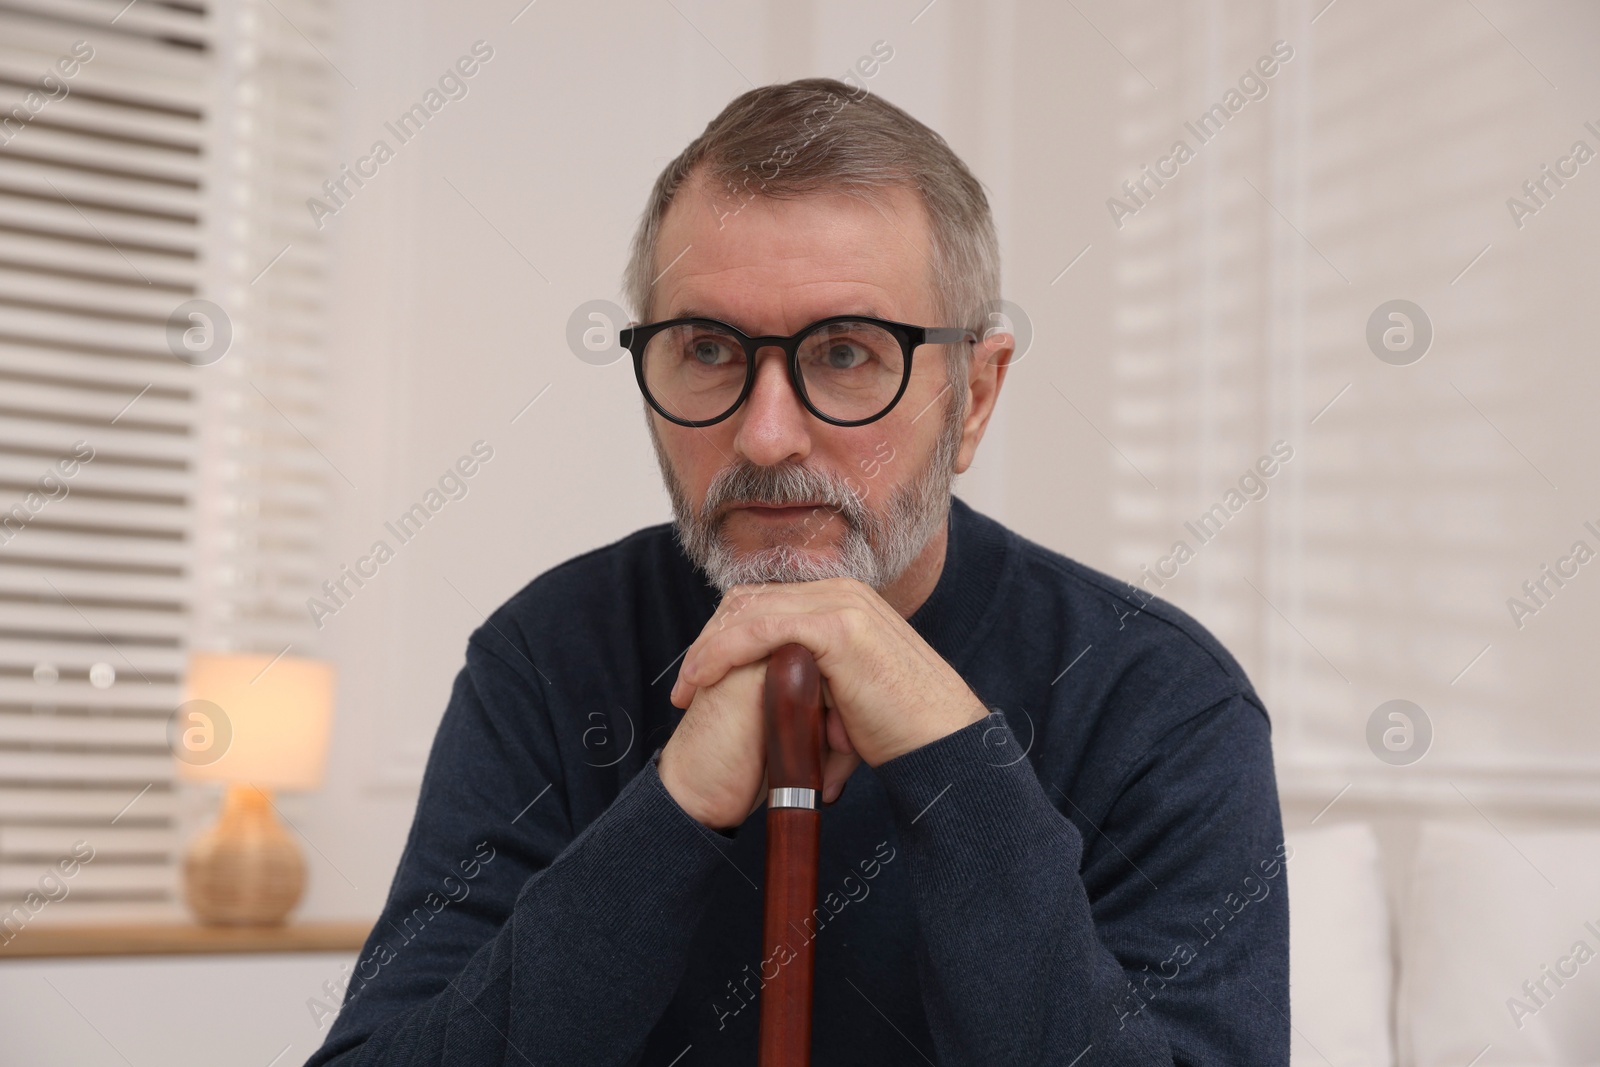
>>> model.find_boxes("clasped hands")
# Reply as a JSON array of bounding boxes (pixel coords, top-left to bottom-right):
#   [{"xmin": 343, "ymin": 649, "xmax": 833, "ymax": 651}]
[{"xmin": 658, "ymin": 576, "xmax": 988, "ymax": 831}]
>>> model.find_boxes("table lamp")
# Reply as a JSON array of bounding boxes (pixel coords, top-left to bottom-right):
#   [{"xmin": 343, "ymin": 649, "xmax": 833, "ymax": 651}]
[{"xmin": 175, "ymin": 651, "xmax": 335, "ymax": 926}]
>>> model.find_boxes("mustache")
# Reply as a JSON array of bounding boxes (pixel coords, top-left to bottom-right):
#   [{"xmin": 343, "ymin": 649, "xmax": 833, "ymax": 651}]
[{"xmin": 700, "ymin": 462, "xmax": 867, "ymax": 526}]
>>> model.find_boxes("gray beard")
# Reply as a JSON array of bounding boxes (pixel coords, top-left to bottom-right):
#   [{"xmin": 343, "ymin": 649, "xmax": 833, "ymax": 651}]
[{"xmin": 647, "ymin": 392, "xmax": 965, "ymax": 594}]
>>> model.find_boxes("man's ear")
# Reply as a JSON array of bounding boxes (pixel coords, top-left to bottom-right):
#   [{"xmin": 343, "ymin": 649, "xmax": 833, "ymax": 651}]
[{"xmin": 954, "ymin": 330, "xmax": 1015, "ymax": 474}]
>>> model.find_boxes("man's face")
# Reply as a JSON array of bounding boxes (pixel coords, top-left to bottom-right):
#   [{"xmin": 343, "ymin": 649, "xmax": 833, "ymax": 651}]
[{"xmin": 644, "ymin": 176, "xmax": 972, "ymax": 595}]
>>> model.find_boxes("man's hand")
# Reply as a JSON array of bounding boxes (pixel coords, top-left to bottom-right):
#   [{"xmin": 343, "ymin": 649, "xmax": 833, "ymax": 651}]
[
  {"xmin": 657, "ymin": 654, "xmax": 864, "ymax": 830},
  {"xmin": 668, "ymin": 577, "xmax": 989, "ymax": 774},
  {"xmin": 658, "ymin": 661, "xmax": 770, "ymax": 831}
]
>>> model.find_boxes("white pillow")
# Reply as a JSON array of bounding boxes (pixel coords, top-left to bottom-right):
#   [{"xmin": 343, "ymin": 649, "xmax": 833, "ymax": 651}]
[
  {"xmin": 1399, "ymin": 821, "xmax": 1600, "ymax": 1066},
  {"xmin": 1286, "ymin": 821, "xmax": 1395, "ymax": 1066}
]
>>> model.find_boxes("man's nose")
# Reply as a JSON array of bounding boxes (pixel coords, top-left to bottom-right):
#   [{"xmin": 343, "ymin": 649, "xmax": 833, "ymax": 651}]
[{"xmin": 732, "ymin": 346, "xmax": 812, "ymax": 467}]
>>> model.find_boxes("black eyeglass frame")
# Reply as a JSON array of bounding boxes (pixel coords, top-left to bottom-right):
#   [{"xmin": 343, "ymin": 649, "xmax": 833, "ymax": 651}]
[{"xmin": 620, "ymin": 314, "xmax": 978, "ymax": 428}]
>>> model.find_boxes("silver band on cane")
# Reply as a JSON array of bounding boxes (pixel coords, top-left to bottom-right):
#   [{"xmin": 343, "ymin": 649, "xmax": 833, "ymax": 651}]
[{"xmin": 768, "ymin": 786, "xmax": 817, "ymax": 810}]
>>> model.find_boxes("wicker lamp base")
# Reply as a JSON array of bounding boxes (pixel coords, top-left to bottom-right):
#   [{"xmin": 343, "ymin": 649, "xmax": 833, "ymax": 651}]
[{"xmin": 183, "ymin": 782, "xmax": 306, "ymax": 926}]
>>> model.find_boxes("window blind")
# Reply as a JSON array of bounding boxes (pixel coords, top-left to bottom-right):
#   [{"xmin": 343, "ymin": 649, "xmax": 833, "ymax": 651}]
[
  {"xmin": 1104, "ymin": 4, "xmax": 1600, "ymax": 808},
  {"xmin": 0, "ymin": 0, "xmax": 333, "ymax": 925}
]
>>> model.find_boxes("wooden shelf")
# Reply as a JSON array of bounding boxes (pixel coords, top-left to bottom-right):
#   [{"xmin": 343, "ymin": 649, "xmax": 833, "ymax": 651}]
[{"xmin": 0, "ymin": 921, "xmax": 373, "ymax": 960}]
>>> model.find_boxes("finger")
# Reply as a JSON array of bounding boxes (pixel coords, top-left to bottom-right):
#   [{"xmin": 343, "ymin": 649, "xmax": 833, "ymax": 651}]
[
  {"xmin": 680, "ymin": 582, "xmax": 861, "ymax": 698},
  {"xmin": 669, "ymin": 670, "xmax": 696, "ymax": 709},
  {"xmin": 682, "ymin": 608, "xmax": 839, "ymax": 694},
  {"xmin": 671, "ymin": 594, "xmax": 756, "ymax": 706},
  {"xmin": 822, "ymin": 748, "xmax": 861, "ymax": 804},
  {"xmin": 824, "ymin": 704, "xmax": 855, "ymax": 756},
  {"xmin": 748, "ymin": 766, "xmax": 770, "ymax": 821},
  {"xmin": 669, "ymin": 653, "xmax": 708, "ymax": 707}
]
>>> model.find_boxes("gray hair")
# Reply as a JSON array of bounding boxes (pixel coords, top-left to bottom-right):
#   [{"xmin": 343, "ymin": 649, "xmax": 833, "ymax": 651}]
[{"xmin": 621, "ymin": 76, "xmax": 1001, "ymax": 398}]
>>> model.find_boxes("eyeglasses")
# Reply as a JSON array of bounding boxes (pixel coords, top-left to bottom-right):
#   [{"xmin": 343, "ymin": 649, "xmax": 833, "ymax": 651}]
[{"xmin": 620, "ymin": 314, "xmax": 978, "ymax": 428}]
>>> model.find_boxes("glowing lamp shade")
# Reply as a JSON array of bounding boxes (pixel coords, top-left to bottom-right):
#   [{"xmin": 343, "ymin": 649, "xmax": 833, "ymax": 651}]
[
  {"xmin": 177, "ymin": 651, "xmax": 334, "ymax": 790},
  {"xmin": 176, "ymin": 651, "xmax": 335, "ymax": 925}
]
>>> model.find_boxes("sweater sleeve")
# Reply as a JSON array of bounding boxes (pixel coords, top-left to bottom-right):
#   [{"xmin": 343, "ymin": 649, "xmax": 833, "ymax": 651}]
[
  {"xmin": 305, "ymin": 630, "xmax": 738, "ymax": 1067},
  {"xmin": 870, "ymin": 694, "xmax": 1290, "ymax": 1066}
]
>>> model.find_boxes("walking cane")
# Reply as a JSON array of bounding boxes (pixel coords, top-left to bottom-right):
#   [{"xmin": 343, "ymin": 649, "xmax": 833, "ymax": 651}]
[{"xmin": 758, "ymin": 643, "xmax": 825, "ymax": 1067}]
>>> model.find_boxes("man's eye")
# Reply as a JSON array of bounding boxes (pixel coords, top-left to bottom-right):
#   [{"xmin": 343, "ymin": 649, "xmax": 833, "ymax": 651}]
[
  {"xmin": 688, "ymin": 338, "xmax": 738, "ymax": 365},
  {"xmin": 811, "ymin": 342, "xmax": 873, "ymax": 370}
]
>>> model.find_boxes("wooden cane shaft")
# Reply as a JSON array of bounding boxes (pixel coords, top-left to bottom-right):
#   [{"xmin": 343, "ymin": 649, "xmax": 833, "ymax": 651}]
[
  {"xmin": 758, "ymin": 643, "xmax": 824, "ymax": 1067},
  {"xmin": 758, "ymin": 807, "xmax": 819, "ymax": 1067}
]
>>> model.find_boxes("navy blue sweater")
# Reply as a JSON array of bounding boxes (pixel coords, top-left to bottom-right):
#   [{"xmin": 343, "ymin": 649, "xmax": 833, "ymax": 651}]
[{"xmin": 307, "ymin": 496, "xmax": 1289, "ymax": 1066}]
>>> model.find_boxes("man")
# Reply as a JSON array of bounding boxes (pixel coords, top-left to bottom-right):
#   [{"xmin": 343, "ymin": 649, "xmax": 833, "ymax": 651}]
[{"xmin": 309, "ymin": 78, "xmax": 1288, "ymax": 1066}]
